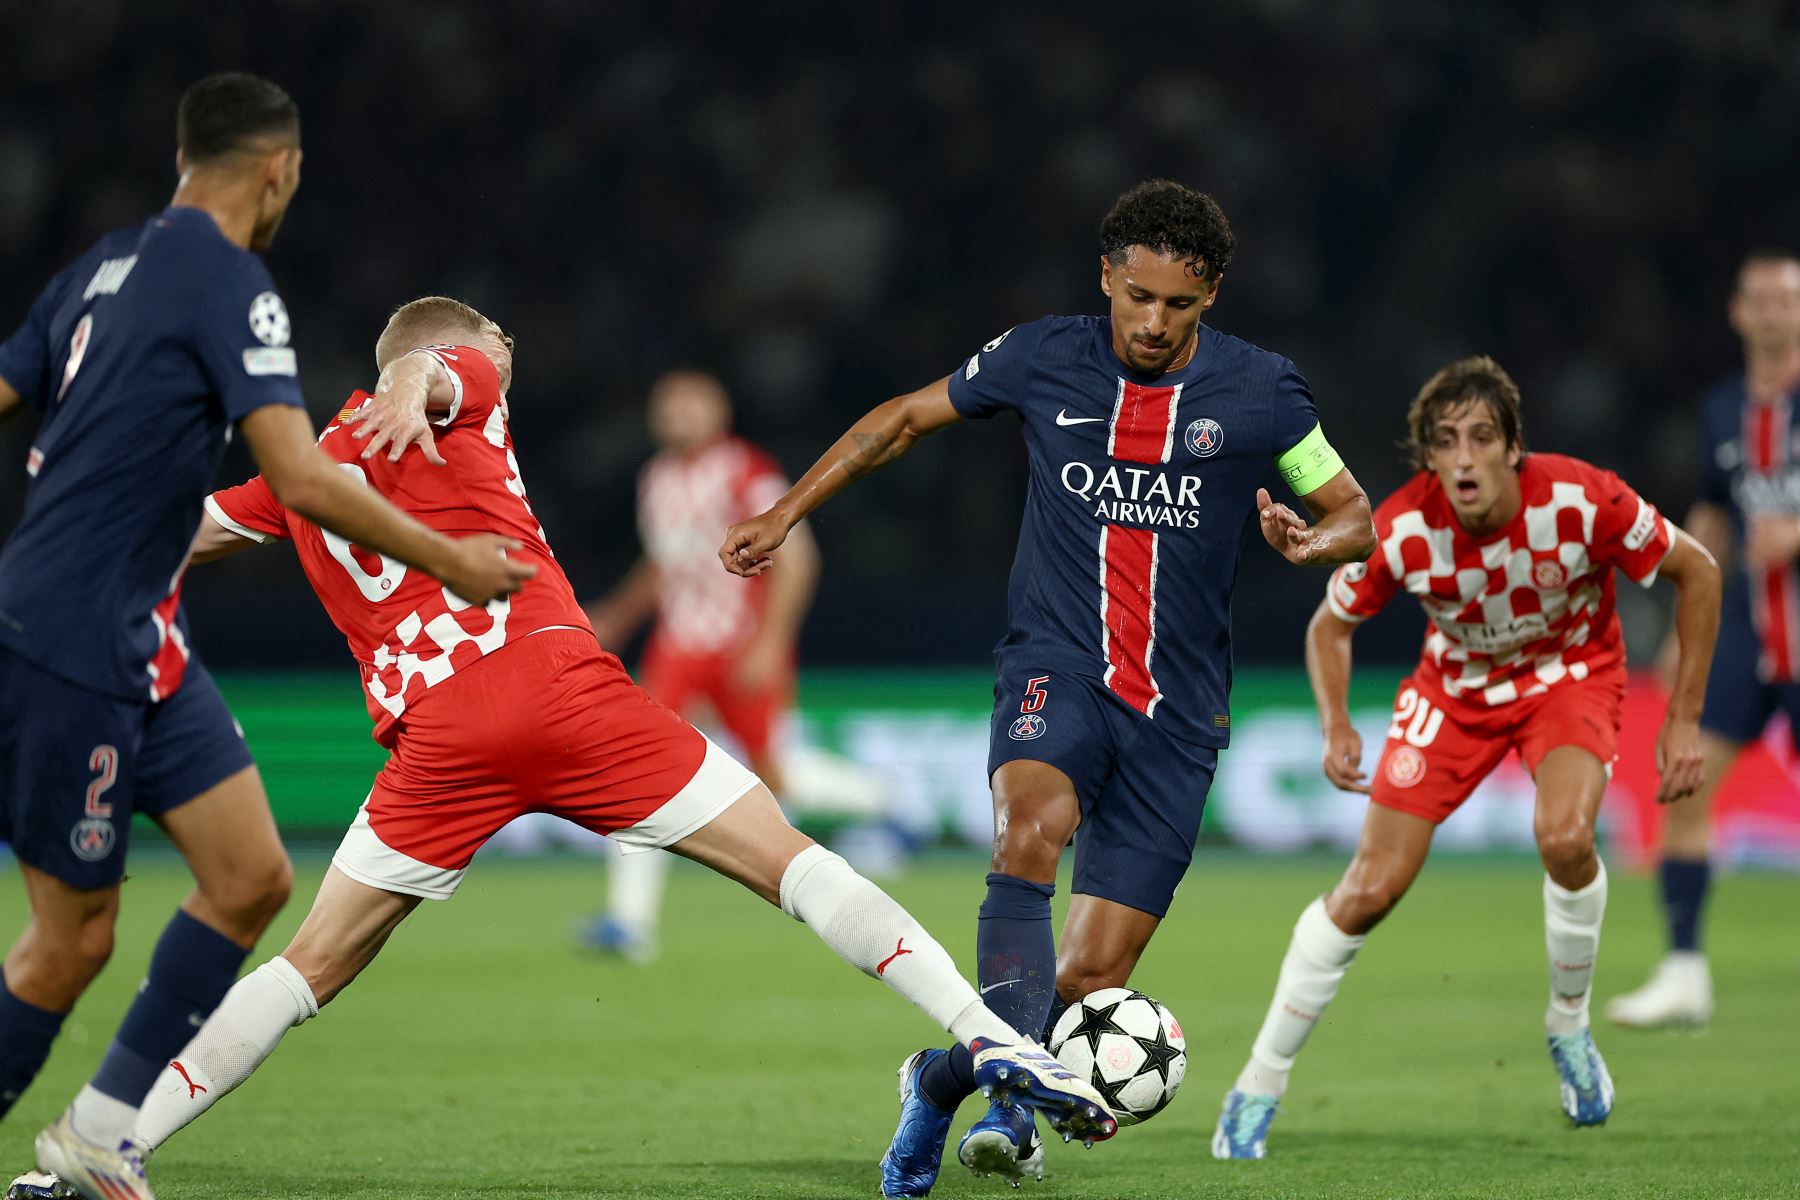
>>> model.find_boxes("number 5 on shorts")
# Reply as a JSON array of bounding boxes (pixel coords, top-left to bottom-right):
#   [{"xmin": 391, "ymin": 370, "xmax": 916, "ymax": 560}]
[{"xmin": 1022, "ymin": 676, "xmax": 1050, "ymax": 714}]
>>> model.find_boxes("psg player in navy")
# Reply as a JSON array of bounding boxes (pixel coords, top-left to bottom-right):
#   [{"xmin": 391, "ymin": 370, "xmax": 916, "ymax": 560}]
[
  {"xmin": 0, "ymin": 74, "xmax": 529, "ymax": 1200},
  {"xmin": 720, "ymin": 180, "xmax": 1376, "ymax": 1193}
]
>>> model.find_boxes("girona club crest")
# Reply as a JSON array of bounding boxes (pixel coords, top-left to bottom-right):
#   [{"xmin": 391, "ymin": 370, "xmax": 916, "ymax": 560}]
[
  {"xmin": 1384, "ymin": 745, "xmax": 1427, "ymax": 789},
  {"xmin": 1532, "ymin": 559, "xmax": 1568, "ymax": 590},
  {"xmin": 1009, "ymin": 713, "xmax": 1047, "ymax": 741}
]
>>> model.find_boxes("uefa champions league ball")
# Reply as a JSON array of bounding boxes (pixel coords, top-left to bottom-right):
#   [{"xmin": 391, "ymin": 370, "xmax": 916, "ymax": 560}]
[{"xmin": 1048, "ymin": 987, "xmax": 1186, "ymax": 1126}]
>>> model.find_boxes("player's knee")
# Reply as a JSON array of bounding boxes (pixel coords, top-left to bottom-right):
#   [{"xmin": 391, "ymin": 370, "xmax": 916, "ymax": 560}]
[
  {"xmin": 990, "ymin": 809, "xmax": 1071, "ymax": 879},
  {"xmin": 209, "ymin": 852, "xmax": 295, "ymax": 935},
  {"xmin": 20, "ymin": 910, "xmax": 116, "ymax": 1001},
  {"xmin": 1535, "ymin": 823, "xmax": 1595, "ymax": 881}
]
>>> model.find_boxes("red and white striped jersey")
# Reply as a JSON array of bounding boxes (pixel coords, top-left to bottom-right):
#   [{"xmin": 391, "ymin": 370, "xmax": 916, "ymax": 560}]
[
  {"xmin": 946, "ymin": 315, "xmax": 1340, "ymax": 749},
  {"xmin": 638, "ymin": 436, "xmax": 789, "ymax": 654},
  {"xmin": 1327, "ymin": 454, "xmax": 1674, "ymax": 710},
  {"xmin": 207, "ymin": 345, "xmax": 591, "ymax": 746}
]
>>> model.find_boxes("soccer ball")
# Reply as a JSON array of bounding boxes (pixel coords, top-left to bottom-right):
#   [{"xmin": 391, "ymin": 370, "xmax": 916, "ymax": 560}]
[{"xmin": 1047, "ymin": 987, "xmax": 1185, "ymax": 1126}]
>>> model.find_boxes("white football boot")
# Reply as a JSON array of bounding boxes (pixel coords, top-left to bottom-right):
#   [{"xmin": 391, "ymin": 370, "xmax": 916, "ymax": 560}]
[
  {"xmin": 1604, "ymin": 953, "xmax": 1713, "ymax": 1028},
  {"xmin": 34, "ymin": 1112, "xmax": 155, "ymax": 1200}
]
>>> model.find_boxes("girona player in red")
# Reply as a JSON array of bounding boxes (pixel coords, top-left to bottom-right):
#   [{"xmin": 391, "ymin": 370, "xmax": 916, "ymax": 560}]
[
  {"xmin": 1212, "ymin": 356, "xmax": 1722, "ymax": 1158},
  {"xmin": 116, "ymin": 298, "xmax": 1117, "ymax": 1177}
]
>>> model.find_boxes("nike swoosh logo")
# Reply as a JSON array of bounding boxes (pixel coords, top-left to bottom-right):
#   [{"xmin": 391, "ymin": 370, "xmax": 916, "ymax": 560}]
[
  {"xmin": 1055, "ymin": 410, "xmax": 1105, "ymax": 426},
  {"xmin": 980, "ymin": 979, "xmax": 1020, "ymax": 994}
]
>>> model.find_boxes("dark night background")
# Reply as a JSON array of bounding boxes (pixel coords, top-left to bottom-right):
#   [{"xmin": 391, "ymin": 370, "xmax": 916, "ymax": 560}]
[{"xmin": 3, "ymin": 1, "xmax": 1794, "ymax": 673}]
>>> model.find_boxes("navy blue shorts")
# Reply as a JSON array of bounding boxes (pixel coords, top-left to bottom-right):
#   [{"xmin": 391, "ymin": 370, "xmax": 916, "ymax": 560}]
[
  {"xmin": 1701, "ymin": 587, "xmax": 1800, "ymax": 750},
  {"xmin": 986, "ymin": 661, "xmax": 1217, "ymax": 918},
  {"xmin": 0, "ymin": 650, "xmax": 253, "ymax": 889}
]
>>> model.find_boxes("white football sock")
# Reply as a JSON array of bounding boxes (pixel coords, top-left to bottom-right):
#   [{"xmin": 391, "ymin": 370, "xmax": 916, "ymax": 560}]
[
  {"xmin": 134, "ymin": 956, "xmax": 318, "ymax": 1149},
  {"xmin": 778, "ymin": 844, "xmax": 1020, "ymax": 1047},
  {"xmin": 67, "ymin": 1086, "xmax": 138, "ymax": 1147},
  {"xmin": 606, "ymin": 846, "xmax": 669, "ymax": 940},
  {"xmin": 1237, "ymin": 897, "xmax": 1366, "ymax": 1098},
  {"xmin": 1544, "ymin": 861, "xmax": 1607, "ymax": 1036}
]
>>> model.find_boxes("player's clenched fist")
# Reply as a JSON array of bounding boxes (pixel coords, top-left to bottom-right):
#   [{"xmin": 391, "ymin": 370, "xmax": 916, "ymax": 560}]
[
  {"xmin": 1321, "ymin": 723, "xmax": 1371, "ymax": 794},
  {"xmin": 718, "ymin": 511, "xmax": 790, "ymax": 577},
  {"xmin": 440, "ymin": 533, "xmax": 536, "ymax": 604}
]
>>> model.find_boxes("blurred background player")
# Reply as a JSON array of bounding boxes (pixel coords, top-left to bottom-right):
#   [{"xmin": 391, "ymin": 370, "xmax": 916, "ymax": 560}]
[
  {"xmin": 1608, "ymin": 249, "xmax": 1800, "ymax": 1028},
  {"xmin": 0, "ymin": 75, "xmax": 529, "ymax": 1200},
  {"xmin": 1213, "ymin": 356, "xmax": 1720, "ymax": 1159},
  {"xmin": 122, "ymin": 299, "xmax": 1116, "ymax": 1177},
  {"xmin": 581, "ymin": 371, "xmax": 807, "ymax": 959},
  {"xmin": 720, "ymin": 179, "xmax": 1375, "ymax": 1195}
]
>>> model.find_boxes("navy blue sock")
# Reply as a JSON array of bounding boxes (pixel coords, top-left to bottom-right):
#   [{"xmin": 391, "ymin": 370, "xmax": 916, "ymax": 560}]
[
  {"xmin": 0, "ymin": 972, "xmax": 67, "ymax": 1120},
  {"xmin": 918, "ymin": 873, "xmax": 1056, "ymax": 1112},
  {"xmin": 89, "ymin": 911, "xmax": 248, "ymax": 1106},
  {"xmin": 1659, "ymin": 857, "xmax": 1711, "ymax": 953}
]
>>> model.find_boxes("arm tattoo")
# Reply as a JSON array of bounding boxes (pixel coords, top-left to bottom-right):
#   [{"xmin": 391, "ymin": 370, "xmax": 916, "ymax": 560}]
[{"xmin": 840, "ymin": 429, "xmax": 895, "ymax": 479}]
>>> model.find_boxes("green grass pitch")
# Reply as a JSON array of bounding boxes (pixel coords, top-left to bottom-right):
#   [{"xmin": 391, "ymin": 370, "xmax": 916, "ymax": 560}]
[{"xmin": 3, "ymin": 849, "xmax": 1797, "ymax": 1198}]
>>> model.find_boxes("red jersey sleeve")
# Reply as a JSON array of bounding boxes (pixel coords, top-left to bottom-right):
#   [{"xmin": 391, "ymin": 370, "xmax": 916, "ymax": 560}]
[
  {"xmin": 1325, "ymin": 496, "xmax": 1402, "ymax": 623},
  {"xmin": 1587, "ymin": 466, "xmax": 1675, "ymax": 586},
  {"xmin": 205, "ymin": 474, "xmax": 290, "ymax": 544},
  {"xmin": 416, "ymin": 344, "xmax": 503, "ymax": 432}
]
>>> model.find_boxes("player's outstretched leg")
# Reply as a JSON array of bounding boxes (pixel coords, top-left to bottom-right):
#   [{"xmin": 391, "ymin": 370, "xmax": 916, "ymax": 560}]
[
  {"xmin": 134, "ymin": 868, "xmax": 419, "ymax": 1150},
  {"xmin": 666, "ymin": 782, "xmax": 1115, "ymax": 1193},
  {"xmin": 1215, "ymin": 805, "xmax": 1431, "ymax": 1160}
]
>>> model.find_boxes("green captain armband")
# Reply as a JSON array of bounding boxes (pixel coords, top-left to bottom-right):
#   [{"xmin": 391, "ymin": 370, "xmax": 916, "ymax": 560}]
[{"xmin": 1274, "ymin": 423, "xmax": 1344, "ymax": 496}]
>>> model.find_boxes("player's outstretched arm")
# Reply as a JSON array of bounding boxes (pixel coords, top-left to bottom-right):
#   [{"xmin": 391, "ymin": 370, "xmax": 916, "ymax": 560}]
[
  {"xmin": 1257, "ymin": 467, "xmax": 1376, "ymax": 567},
  {"xmin": 584, "ymin": 557, "xmax": 661, "ymax": 647},
  {"xmin": 718, "ymin": 377, "xmax": 961, "ymax": 577},
  {"xmin": 238, "ymin": 404, "xmax": 535, "ymax": 605},
  {"xmin": 1651, "ymin": 526, "xmax": 1722, "ymax": 804},
  {"xmin": 1305, "ymin": 599, "xmax": 1370, "ymax": 794}
]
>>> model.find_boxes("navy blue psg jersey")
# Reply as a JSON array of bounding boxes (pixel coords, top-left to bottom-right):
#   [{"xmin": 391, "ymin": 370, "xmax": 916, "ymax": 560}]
[
  {"xmin": 0, "ymin": 207, "xmax": 304, "ymax": 701},
  {"xmin": 948, "ymin": 315, "xmax": 1339, "ymax": 749},
  {"xmin": 1698, "ymin": 375, "xmax": 1800, "ymax": 681}
]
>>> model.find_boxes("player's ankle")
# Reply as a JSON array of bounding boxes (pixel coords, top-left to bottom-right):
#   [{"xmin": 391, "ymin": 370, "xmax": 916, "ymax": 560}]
[{"xmin": 1234, "ymin": 1056, "xmax": 1288, "ymax": 1099}]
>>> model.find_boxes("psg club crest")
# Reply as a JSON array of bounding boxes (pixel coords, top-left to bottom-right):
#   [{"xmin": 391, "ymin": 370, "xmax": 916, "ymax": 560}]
[
  {"xmin": 1532, "ymin": 559, "xmax": 1568, "ymax": 590},
  {"xmin": 1384, "ymin": 745, "xmax": 1427, "ymax": 789},
  {"xmin": 69, "ymin": 817, "xmax": 116, "ymax": 862},
  {"xmin": 1009, "ymin": 713, "xmax": 1047, "ymax": 741},
  {"xmin": 1185, "ymin": 417, "xmax": 1223, "ymax": 458}
]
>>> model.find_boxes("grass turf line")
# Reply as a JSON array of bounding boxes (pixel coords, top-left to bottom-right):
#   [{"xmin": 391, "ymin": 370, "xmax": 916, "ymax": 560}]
[{"xmin": 2, "ymin": 851, "xmax": 1796, "ymax": 1198}]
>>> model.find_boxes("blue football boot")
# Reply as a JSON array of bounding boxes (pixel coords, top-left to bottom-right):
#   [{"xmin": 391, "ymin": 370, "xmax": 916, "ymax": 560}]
[
  {"xmin": 1211, "ymin": 1088, "xmax": 1279, "ymax": 1159},
  {"xmin": 575, "ymin": 914, "xmax": 656, "ymax": 965},
  {"xmin": 969, "ymin": 1039, "xmax": 1117, "ymax": 1145},
  {"xmin": 957, "ymin": 1098, "xmax": 1046, "ymax": 1186},
  {"xmin": 1547, "ymin": 1028, "xmax": 1614, "ymax": 1125},
  {"xmin": 880, "ymin": 1049, "xmax": 956, "ymax": 1197}
]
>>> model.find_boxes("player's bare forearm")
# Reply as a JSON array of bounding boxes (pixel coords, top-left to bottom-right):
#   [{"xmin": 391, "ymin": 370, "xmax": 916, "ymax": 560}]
[
  {"xmin": 240, "ymin": 404, "xmax": 532, "ymax": 603},
  {"xmin": 1297, "ymin": 469, "xmax": 1376, "ymax": 566},
  {"xmin": 1657, "ymin": 527, "xmax": 1722, "ymax": 723},
  {"xmin": 0, "ymin": 376, "xmax": 21, "ymax": 425},
  {"xmin": 188, "ymin": 512, "xmax": 262, "ymax": 565},
  {"xmin": 343, "ymin": 351, "xmax": 456, "ymax": 464},
  {"xmin": 1683, "ymin": 502, "xmax": 1732, "ymax": 575},
  {"xmin": 1305, "ymin": 600, "xmax": 1358, "ymax": 733},
  {"xmin": 771, "ymin": 378, "xmax": 962, "ymax": 527}
]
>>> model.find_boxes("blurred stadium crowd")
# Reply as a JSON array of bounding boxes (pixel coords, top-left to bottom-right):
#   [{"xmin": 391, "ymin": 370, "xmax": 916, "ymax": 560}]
[{"xmin": 2, "ymin": 0, "xmax": 1796, "ymax": 668}]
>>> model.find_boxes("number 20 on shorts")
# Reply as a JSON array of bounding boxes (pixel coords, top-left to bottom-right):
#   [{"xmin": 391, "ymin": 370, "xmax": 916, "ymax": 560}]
[{"xmin": 1387, "ymin": 687, "xmax": 1444, "ymax": 747}]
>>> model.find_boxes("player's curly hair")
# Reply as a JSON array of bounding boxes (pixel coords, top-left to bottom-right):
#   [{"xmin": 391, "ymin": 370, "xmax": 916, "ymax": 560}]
[
  {"xmin": 1099, "ymin": 180, "xmax": 1236, "ymax": 281},
  {"xmin": 177, "ymin": 73, "xmax": 299, "ymax": 164},
  {"xmin": 1405, "ymin": 355, "xmax": 1527, "ymax": 470},
  {"xmin": 375, "ymin": 297, "xmax": 514, "ymax": 371}
]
